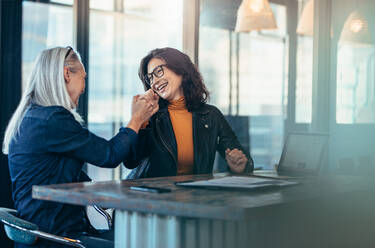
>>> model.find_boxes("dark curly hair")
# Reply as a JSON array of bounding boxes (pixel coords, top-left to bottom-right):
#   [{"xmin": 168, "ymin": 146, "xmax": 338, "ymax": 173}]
[{"xmin": 138, "ymin": 47, "xmax": 209, "ymax": 112}]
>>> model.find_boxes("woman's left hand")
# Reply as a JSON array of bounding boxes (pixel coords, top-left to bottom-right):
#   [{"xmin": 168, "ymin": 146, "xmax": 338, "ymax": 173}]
[{"xmin": 225, "ymin": 148, "xmax": 248, "ymax": 173}]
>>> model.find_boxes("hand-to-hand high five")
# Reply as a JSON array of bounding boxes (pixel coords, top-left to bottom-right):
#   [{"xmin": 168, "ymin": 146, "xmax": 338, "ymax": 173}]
[{"xmin": 127, "ymin": 89, "xmax": 159, "ymax": 133}]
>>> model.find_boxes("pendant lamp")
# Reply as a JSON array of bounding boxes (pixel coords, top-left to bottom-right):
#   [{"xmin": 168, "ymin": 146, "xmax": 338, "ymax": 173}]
[
  {"xmin": 235, "ymin": 0, "xmax": 277, "ymax": 32},
  {"xmin": 296, "ymin": 0, "xmax": 314, "ymax": 36},
  {"xmin": 339, "ymin": 11, "xmax": 373, "ymax": 46}
]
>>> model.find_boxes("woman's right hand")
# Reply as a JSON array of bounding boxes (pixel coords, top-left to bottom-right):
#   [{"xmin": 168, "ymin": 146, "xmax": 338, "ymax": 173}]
[{"xmin": 127, "ymin": 90, "xmax": 159, "ymax": 133}]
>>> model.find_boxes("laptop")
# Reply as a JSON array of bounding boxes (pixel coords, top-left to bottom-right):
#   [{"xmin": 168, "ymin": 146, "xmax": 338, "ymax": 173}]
[{"xmin": 252, "ymin": 133, "xmax": 329, "ymax": 179}]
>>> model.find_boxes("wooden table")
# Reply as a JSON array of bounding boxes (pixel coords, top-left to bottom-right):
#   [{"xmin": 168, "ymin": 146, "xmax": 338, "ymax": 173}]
[{"xmin": 33, "ymin": 173, "xmax": 375, "ymax": 248}]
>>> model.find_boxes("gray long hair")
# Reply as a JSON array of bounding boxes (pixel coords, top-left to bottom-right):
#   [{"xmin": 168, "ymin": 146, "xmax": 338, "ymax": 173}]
[{"xmin": 2, "ymin": 47, "xmax": 83, "ymax": 154}]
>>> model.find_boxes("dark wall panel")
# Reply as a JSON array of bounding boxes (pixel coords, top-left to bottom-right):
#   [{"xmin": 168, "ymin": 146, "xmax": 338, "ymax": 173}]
[{"xmin": 0, "ymin": 0, "xmax": 22, "ymax": 247}]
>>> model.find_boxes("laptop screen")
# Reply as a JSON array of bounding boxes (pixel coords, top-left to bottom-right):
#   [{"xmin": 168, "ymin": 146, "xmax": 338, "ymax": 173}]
[{"xmin": 278, "ymin": 133, "xmax": 329, "ymax": 174}]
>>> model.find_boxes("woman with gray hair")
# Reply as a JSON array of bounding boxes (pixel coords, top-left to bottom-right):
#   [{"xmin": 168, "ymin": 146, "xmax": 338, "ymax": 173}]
[{"xmin": 2, "ymin": 46, "xmax": 159, "ymax": 247}]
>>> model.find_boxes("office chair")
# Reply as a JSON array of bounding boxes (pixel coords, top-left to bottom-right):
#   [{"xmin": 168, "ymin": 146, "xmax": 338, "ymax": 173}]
[
  {"xmin": 0, "ymin": 205, "xmax": 112, "ymax": 247},
  {"xmin": 92, "ymin": 205, "xmax": 113, "ymax": 229}
]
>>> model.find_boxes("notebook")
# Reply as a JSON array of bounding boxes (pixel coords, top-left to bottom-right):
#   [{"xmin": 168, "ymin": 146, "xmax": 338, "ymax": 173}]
[
  {"xmin": 176, "ymin": 176, "xmax": 298, "ymax": 190},
  {"xmin": 252, "ymin": 133, "xmax": 329, "ymax": 179}
]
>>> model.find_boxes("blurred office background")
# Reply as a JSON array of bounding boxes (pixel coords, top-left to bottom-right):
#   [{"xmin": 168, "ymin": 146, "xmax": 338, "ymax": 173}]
[{"xmin": 1, "ymin": 0, "xmax": 375, "ymax": 245}]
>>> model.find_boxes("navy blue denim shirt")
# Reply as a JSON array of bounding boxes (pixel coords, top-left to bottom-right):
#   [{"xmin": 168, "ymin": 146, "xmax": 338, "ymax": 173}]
[{"xmin": 8, "ymin": 104, "xmax": 137, "ymax": 247}]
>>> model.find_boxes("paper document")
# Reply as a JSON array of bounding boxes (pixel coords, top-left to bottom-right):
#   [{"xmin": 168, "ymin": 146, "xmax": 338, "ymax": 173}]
[{"xmin": 176, "ymin": 176, "xmax": 298, "ymax": 189}]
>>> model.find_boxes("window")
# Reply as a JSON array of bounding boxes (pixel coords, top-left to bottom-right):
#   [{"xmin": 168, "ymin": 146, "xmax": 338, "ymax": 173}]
[
  {"xmin": 199, "ymin": 1, "xmax": 288, "ymax": 169},
  {"xmin": 87, "ymin": 0, "xmax": 183, "ymax": 180},
  {"xmin": 22, "ymin": 1, "xmax": 73, "ymax": 88},
  {"xmin": 330, "ymin": 0, "xmax": 375, "ymax": 174},
  {"xmin": 335, "ymin": 0, "xmax": 375, "ymax": 124},
  {"xmin": 50, "ymin": 0, "xmax": 73, "ymax": 5},
  {"xmin": 295, "ymin": 0, "xmax": 313, "ymax": 123}
]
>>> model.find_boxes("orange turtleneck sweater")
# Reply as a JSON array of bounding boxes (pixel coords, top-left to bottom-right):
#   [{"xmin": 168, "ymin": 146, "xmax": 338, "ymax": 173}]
[{"xmin": 168, "ymin": 98, "xmax": 194, "ymax": 175}]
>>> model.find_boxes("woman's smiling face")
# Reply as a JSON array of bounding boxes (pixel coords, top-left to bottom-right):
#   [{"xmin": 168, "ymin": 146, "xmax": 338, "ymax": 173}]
[{"xmin": 147, "ymin": 58, "xmax": 184, "ymax": 101}]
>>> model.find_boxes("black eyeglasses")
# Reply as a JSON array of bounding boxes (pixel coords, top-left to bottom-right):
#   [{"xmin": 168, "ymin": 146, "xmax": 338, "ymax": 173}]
[
  {"xmin": 65, "ymin": 46, "xmax": 73, "ymax": 60},
  {"xmin": 145, "ymin": 64, "xmax": 167, "ymax": 86}
]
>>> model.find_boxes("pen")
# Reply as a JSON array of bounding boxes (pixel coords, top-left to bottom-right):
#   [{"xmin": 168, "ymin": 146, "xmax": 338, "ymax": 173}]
[
  {"xmin": 174, "ymin": 180, "xmax": 194, "ymax": 185},
  {"xmin": 130, "ymin": 186, "xmax": 171, "ymax": 193}
]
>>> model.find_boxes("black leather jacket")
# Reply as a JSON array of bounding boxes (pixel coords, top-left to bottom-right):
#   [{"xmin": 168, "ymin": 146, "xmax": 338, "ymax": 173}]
[{"xmin": 125, "ymin": 104, "xmax": 254, "ymax": 178}]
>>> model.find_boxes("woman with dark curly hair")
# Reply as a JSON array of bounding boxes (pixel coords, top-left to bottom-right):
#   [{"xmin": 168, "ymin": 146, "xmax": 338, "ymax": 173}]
[{"xmin": 125, "ymin": 47, "xmax": 254, "ymax": 178}]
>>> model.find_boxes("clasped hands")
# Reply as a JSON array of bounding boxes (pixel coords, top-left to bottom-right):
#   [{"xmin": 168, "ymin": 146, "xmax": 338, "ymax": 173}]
[{"xmin": 127, "ymin": 89, "xmax": 159, "ymax": 133}]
